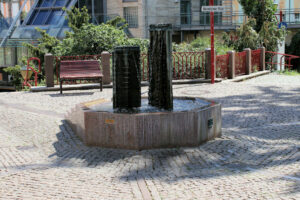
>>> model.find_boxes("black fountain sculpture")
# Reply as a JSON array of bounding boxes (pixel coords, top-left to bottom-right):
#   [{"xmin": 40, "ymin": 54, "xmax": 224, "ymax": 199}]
[
  {"xmin": 148, "ymin": 24, "xmax": 173, "ymax": 110},
  {"xmin": 113, "ymin": 46, "xmax": 141, "ymax": 109},
  {"xmin": 113, "ymin": 24, "xmax": 173, "ymax": 111}
]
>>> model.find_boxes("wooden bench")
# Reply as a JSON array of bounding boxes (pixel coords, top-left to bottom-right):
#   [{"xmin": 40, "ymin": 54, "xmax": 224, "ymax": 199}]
[{"xmin": 59, "ymin": 60, "xmax": 103, "ymax": 94}]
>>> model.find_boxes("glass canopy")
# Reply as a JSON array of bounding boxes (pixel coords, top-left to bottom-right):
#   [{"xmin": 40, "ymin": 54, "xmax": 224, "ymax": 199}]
[
  {"xmin": 9, "ymin": 0, "xmax": 78, "ymax": 40},
  {"xmin": 27, "ymin": 0, "xmax": 71, "ymax": 26}
]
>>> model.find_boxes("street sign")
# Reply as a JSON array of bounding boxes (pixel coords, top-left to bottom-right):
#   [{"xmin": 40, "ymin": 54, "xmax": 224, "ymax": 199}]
[
  {"xmin": 278, "ymin": 22, "xmax": 288, "ymax": 29},
  {"xmin": 201, "ymin": 6, "xmax": 225, "ymax": 12}
]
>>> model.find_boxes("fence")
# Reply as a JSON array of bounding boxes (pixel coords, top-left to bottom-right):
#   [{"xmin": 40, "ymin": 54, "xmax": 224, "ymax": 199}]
[
  {"xmin": 235, "ymin": 51, "xmax": 247, "ymax": 76},
  {"xmin": 266, "ymin": 51, "xmax": 299, "ymax": 71},
  {"xmin": 141, "ymin": 52, "xmax": 205, "ymax": 81},
  {"xmin": 49, "ymin": 48, "xmax": 266, "ymax": 86},
  {"xmin": 251, "ymin": 49, "xmax": 261, "ymax": 72},
  {"xmin": 216, "ymin": 54, "xmax": 229, "ymax": 78}
]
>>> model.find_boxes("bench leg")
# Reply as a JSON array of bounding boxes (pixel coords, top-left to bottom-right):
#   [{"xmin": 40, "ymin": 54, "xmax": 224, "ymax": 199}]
[
  {"xmin": 60, "ymin": 80, "xmax": 63, "ymax": 94},
  {"xmin": 100, "ymin": 78, "xmax": 103, "ymax": 92}
]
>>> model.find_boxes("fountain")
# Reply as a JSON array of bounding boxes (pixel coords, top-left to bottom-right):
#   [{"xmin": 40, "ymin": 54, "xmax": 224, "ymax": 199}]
[{"xmin": 66, "ymin": 24, "xmax": 221, "ymax": 150}]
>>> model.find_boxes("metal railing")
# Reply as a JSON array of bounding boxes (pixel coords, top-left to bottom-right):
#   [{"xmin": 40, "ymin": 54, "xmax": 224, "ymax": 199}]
[
  {"xmin": 266, "ymin": 51, "xmax": 299, "ymax": 71},
  {"xmin": 275, "ymin": 9, "xmax": 300, "ymax": 25},
  {"xmin": 216, "ymin": 54, "xmax": 229, "ymax": 78},
  {"xmin": 141, "ymin": 52, "xmax": 206, "ymax": 81},
  {"xmin": 235, "ymin": 51, "xmax": 247, "ymax": 76},
  {"xmin": 251, "ymin": 49, "xmax": 261, "ymax": 72},
  {"xmin": 176, "ymin": 9, "xmax": 300, "ymax": 29}
]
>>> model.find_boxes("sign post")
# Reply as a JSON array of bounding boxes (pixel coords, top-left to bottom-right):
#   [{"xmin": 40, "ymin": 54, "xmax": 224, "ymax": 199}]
[
  {"xmin": 209, "ymin": 0, "xmax": 214, "ymax": 84},
  {"xmin": 202, "ymin": 4, "xmax": 225, "ymax": 84}
]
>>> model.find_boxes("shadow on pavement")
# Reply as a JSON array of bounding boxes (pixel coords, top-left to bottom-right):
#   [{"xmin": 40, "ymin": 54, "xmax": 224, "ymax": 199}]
[{"xmin": 48, "ymin": 85, "xmax": 300, "ymax": 194}]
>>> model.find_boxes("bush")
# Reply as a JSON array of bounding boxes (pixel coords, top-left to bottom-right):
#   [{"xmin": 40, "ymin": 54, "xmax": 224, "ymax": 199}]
[
  {"xmin": 223, "ymin": 19, "xmax": 259, "ymax": 52},
  {"xmin": 60, "ymin": 23, "xmax": 128, "ymax": 55},
  {"xmin": 3, "ymin": 57, "xmax": 36, "ymax": 90},
  {"xmin": 3, "ymin": 65, "xmax": 22, "ymax": 89},
  {"xmin": 173, "ymin": 37, "xmax": 233, "ymax": 55},
  {"xmin": 286, "ymin": 31, "xmax": 300, "ymax": 71}
]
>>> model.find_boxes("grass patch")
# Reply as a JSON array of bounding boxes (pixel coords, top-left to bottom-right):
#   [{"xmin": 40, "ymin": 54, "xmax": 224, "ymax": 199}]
[{"xmin": 278, "ymin": 70, "xmax": 300, "ymax": 76}]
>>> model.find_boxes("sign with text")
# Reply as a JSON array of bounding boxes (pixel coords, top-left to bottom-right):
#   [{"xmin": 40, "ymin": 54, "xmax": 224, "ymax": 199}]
[{"xmin": 201, "ymin": 6, "xmax": 225, "ymax": 12}]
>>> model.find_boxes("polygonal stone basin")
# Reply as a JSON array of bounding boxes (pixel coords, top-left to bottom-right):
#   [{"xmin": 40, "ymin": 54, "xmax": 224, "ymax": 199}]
[{"xmin": 65, "ymin": 97, "xmax": 222, "ymax": 150}]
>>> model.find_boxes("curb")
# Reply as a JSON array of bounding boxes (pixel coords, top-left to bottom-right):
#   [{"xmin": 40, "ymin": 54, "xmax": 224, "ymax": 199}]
[
  {"xmin": 223, "ymin": 70, "xmax": 271, "ymax": 83},
  {"xmin": 30, "ymin": 78, "xmax": 222, "ymax": 92},
  {"xmin": 29, "ymin": 71, "xmax": 270, "ymax": 93}
]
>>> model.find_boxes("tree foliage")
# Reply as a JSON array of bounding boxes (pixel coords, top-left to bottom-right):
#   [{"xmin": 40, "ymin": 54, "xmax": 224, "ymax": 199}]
[
  {"xmin": 287, "ymin": 32, "xmax": 300, "ymax": 55},
  {"xmin": 223, "ymin": 19, "xmax": 259, "ymax": 52},
  {"xmin": 238, "ymin": 0, "xmax": 277, "ymax": 32},
  {"xmin": 258, "ymin": 21, "xmax": 285, "ymax": 52},
  {"xmin": 62, "ymin": 23, "xmax": 128, "ymax": 55},
  {"xmin": 26, "ymin": 6, "xmax": 148, "ymax": 58},
  {"xmin": 64, "ymin": 6, "xmax": 90, "ymax": 31},
  {"xmin": 223, "ymin": 1, "xmax": 286, "ymax": 55},
  {"xmin": 286, "ymin": 31, "xmax": 300, "ymax": 71},
  {"xmin": 173, "ymin": 37, "xmax": 233, "ymax": 55}
]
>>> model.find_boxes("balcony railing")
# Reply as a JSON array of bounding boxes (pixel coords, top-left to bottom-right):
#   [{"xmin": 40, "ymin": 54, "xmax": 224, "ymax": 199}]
[
  {"xmin": 177, "ymin": 9, "xmax": 300, "ymax": 30},
  {"xmin": 275, "ymin": 9, "xmax": 300, "ymax": 25}
]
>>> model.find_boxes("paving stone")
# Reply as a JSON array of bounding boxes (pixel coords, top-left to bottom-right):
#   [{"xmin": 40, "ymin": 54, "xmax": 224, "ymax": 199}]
[{"xmin": 0, "ymin": 73, "xmax": 299, "ymax": 199}]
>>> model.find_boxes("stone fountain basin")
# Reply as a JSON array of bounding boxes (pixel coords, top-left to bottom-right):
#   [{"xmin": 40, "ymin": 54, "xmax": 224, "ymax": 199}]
[{"xmin": 65, "ymin": 97, "xmax": 221, "ymax": 150}]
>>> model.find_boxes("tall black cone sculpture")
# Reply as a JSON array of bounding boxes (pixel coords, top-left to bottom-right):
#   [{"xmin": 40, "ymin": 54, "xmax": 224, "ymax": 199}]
[
  {"xmin": 148, "ymin": 24, "xmax": 173, "ymax": 110},
  {"xmin": 113, "ymin": 46, "xmax": 141, "ymax": 109}
]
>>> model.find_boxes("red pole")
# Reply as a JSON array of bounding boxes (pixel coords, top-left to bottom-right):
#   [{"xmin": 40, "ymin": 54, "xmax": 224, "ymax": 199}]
[
  {"xmin": 280, "ymin": 10, "xmax": 283, "ymax": 22},
  {"xmin": 27, "ymin": 57, "xmax": 41, "ymax": 87},
  {"xmin": 210, "ymin": 0, "xmax": 215, "ymax": 84}
]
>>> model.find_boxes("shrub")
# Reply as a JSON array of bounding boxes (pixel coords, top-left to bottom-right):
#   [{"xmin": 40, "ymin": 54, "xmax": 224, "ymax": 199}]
[
  {"xmin": 286, "ymin": 31, "xmax": 300, "ymax": 71},
  {"xmin": 173, "ymin": 37, "xmax": 233, "ymax": 55}
]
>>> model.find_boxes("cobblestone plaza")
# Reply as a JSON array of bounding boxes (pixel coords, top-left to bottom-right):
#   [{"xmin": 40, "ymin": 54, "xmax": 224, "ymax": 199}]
[{"xmin": 0, "ymin": 74, "xmax": 299, "ymax": 199}]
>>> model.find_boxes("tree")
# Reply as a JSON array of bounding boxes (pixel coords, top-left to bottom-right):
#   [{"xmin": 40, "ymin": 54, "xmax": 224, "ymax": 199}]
[
  {"xmin": 223, "ymin": 19, "xmax": 259, "ymax": 52},
  {"xmin": 258, "ymin": 21, "xmax": 285, "ymax": 53},
  {"xmin": 23, "ymin": 6, "xmax": 148, "ymax": 58},
  {"xmin": 238, "ymin": 0, "xmax": 277, "ymax": 32},
  {"xmin": 64, "ymin": 6, "xmax": 90, "ymax": 31},
  {"xmin": 223, "ymin": 0, "xmax": 286, "ymax": 55}
]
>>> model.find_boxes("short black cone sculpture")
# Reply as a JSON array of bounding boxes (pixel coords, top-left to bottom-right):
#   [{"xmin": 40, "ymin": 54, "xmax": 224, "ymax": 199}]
[
  {"xmin": 148, "ymin": 24, "xmax": 173, "ymax": 110},
  {"xmin": 113, "ymin": 46, "xmax": 141, "ymax": 109}
]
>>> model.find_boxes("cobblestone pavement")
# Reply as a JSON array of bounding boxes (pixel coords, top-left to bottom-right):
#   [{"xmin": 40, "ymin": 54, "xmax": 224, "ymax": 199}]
[{"xmin": 0, "ymin": 73, "xmax": 299, "ymax": 199}]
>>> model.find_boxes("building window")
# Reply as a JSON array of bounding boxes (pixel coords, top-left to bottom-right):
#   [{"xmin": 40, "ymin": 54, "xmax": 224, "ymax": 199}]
[
  {"xmin": 180, "ymin": 0, "xmax": 191, "ymax": 25},
  {"xmin": 26, "ymin": 0, "xmax": 71, "ymax": 25},
  {"xmin": 0, "ymin": 48, "xmax": 4, "ymax": 66},
  {"xmin": 4, "ymin": 47, "xmax": 12, "ymax": 66},
  {"xmin": 0, "ymin": 47, "xmax": 12, "ymax": 67},
  {"xmin": 295, "ymin": 13, "xmax": 300, "ymax": 23},
  {"xmin": 124, "ymin": 7, "xmax": 138, "ymax": 28}
]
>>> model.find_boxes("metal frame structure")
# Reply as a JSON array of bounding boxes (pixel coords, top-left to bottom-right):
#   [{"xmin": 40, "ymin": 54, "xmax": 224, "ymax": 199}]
[{"xmin": 0, "ymin": 0, "xmax": 28, "ymax": 47}]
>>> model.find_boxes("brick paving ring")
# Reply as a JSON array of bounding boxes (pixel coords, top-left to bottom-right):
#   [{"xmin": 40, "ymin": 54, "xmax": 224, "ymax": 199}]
[{"xmin": 65, "ymin": 97, "xmax": 222, "ymax": 150}]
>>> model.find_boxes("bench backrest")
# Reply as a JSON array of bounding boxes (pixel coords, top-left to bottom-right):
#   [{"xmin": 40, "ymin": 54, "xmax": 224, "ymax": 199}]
[{"xmin": 60, "ymin": 60, "xmax": 101, "ymax": 76}]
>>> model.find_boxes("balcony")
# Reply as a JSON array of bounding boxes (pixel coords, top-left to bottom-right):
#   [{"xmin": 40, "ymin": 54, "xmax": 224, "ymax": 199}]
[
  {"xmin": 175, "ymin": 12, "xmax": 243, "ymax": 31},
  {"xmin": 276, "ymin": 9, "xmax": 300, "ymax": 28},
  {"xmin": 176, "ymin": 9, "xmax": 300, "ymax": 31}
]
